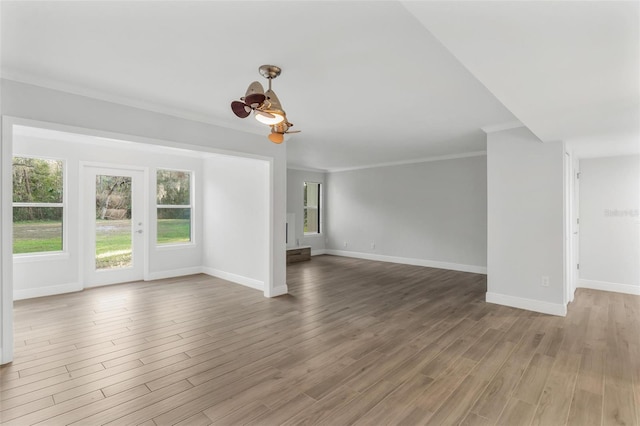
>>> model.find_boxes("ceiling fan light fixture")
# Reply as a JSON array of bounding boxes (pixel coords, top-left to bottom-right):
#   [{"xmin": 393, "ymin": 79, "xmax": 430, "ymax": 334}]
[
  {"xmin": 255, "ymin": 87, "xmax": 285, "ymax": 125},
  {"xmin": 255, "ymin": 110, "xmax": 285, "ymax": 125}
]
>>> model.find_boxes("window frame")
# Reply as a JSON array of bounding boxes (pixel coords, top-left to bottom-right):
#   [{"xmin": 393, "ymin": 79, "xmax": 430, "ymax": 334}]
[
  {"xmin": 303, "ymin": 181, "xmax": 322, "ymax": 235},
  {"xmin": 12, "ymin": 155, "xmax": 67, "ymax": 259},
  {"xmin": 155, "ymin": 168, "xmax": 194, "ymax": 247}
]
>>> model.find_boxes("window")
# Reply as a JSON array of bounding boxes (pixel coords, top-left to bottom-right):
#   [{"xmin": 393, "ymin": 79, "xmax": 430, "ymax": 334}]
[
  {"xmin": 156, "ymin": 169, "xmax": 192, "ymax": 245},
  {"xmin": 12, "ymin": 156, "xmax": 64, "ymax": 254},
  {"xmin": 304, "ymin": 182, "xmax": 321, "ymax": 234}
]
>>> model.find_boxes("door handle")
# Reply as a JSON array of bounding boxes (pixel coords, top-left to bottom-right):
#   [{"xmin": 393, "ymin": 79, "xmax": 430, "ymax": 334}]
[{"xmin": 136, "ymin": 230, "xmax": 143, "ymax": 234}]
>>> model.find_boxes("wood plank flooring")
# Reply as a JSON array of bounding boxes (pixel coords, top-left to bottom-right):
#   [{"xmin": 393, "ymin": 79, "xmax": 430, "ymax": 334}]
[{"xmin": 1, "ymin": 255, "xmax": 638, "ymax": 425}]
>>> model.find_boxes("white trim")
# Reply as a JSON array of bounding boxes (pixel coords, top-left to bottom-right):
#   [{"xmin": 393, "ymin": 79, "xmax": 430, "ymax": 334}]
[
  {"xmin": 486, "ymin": 292, "xmax": 567, "ymax": 317},
  {"xmin": 327, "ymin": 151, "xmax": 487, "ymax": 173},
  {"xmin": 480, "ymin": 121, "xmax": 525, "ymax": 134},
  {"xmin": 287, "ymin": 165, "xmax": 328, "ymax": 173},
  {"xmin": 267, "ymin": 284, "xmax": 289, "ymax": 298},
  {"xmin": 14, "ymin": 282, "xmax": 83, "ymax": 301},
  {"xmin": 266, "ymin": 157, "xmax": 275, "ymax": 298},
  {"xmin": 202, "ymin": 267, "xmax": 264, "ymax": 292},
  {"xmin": 13, "ymin": 202, "xmax": 64, "ymax": 208},
  {"xmin": 325, "ymin": 249, "xmax": 487, "ymax": 274},
  {"xmin": 577, "ymin": 279, "xmax": 640, "ymax": 296},
  {"xmin": 13, "ymin": 252, "xmax": 69, "ymax": 263},
  {"xmin": 155, "ymin": 242, "xmax": 197, "ymax": 250},
  {"xmin": 146, "ymin": 267, "xmax": 204, "ymax": 281},
  {"xmin": 311, "ymin": 249, "xmax": 326, "ymax": 256},
  {"xmin": 1, "ymin": 117, "xmax": 16, "ymax": 364}
]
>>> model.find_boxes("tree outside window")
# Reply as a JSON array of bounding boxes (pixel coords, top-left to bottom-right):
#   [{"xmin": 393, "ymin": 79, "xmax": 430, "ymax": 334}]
[
  {"xmin": 12, "ymin": 157, "xmax": 64, "ymax": 254},
  {"xmin": 156, "ymin": 169, "xmax": 192, "ymax": 244}
]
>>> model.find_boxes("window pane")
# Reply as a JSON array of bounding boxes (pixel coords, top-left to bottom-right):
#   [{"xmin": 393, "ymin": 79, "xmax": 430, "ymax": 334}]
[
  {"xmin": 157, "ymin": 208, "xmax": 191, "ymax": 244},
  {"xmin": 13, "ymin": 157, "xmax": 63, "ymax": 203},
  {"xmin": 157, "ymin": 170, "xmax": 191, "ymax": 205},
  {"xmin": 304, "ymin": 208, "xmax": 319, "ymax": 234},
  {"xmin": 304, "ymin": 182, "xmax": 319, "ymax": 208},
  {"xmin": 304, "ymin": 182, "xmax": 320, "ymax": 234},
  {"xmin": 13, "ymin": 207, "xmax": 63, "ymax": 253}
]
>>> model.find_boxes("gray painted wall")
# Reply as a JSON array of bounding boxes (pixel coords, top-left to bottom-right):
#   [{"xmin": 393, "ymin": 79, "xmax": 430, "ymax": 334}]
[
  {"xmin": 487, "ymin": 126, "xmax": 565, "ymax": 314},
  {"xmin": 325, "ymin": 155, "xmax": 487, "ymax": 270},
  {"xmin": 579, "ymin": 155, "xmax": 640, "ymax": 288}
]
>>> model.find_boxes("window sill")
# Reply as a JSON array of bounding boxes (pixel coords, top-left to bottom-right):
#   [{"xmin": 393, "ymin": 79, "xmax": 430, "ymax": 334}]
[
  {"xmin": 304, "ymin": 233, "xmax": 323, "ymax": 237},
  {"xmin": 155, "ymin": 242, "xmax": 197, "ymax": 250},
  {"xmin": 14, "ymin": 252, "xmax": 70, "ymax": 263}
]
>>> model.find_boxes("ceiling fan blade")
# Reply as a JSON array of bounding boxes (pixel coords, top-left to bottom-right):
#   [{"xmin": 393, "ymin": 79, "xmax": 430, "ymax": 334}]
[
  {"xmin": 254, "ymin": 109, "xmax": 275, "ymax": 119},
  {"xmin": 285, "ymin": 130, "xmax": 301, "ymax": 134},
  {"xmin": 268, "ymin": 132, "xmax": 284, "ymax": 144},
  {"xmin": 231, "ymin": 101, "xmax": 251, "ymax": 118},
  {"xmin": 244, "ymin": 93, "xmax": 266, "ymax": 108}
]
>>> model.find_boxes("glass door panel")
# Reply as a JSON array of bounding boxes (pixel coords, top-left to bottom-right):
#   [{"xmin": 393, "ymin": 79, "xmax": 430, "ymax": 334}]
[
  {"xmin": 84, "ymin": 166, "xmax": 145, "ymax": 287},
  {"xmin": 95, "ymin": 175, "xmax": 132, "ymax": 270}
]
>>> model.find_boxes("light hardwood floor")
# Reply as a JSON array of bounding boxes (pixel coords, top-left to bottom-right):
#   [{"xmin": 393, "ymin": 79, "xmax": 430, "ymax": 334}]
[{"xmin": 1, "ymin": 255, "xmax": 639, "ymax": 425}]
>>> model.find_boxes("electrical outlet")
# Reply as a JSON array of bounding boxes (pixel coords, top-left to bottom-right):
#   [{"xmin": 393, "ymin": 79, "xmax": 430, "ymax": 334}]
[
  {"xmin": 371, "ymin": 242, "xmax": 376, "ymax": 249},
  {"xmin": 343, "ymin": 241, "xmax": 348, "ymax": 247},
  {"xmin": 541, "ymin": 276, "xmax": 550, "ymax": 287}
]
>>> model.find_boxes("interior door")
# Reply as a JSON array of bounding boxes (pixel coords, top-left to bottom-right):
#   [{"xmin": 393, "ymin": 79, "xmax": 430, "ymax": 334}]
[{"xmin": 84, "ymin": 166, "xmax": 146, "ymax": 287}]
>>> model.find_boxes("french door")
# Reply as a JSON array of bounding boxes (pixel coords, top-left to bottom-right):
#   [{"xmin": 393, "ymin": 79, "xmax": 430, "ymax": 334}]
[{"xmin": 83, "ymin": 165, "xmax": 146, "ymax": 287}]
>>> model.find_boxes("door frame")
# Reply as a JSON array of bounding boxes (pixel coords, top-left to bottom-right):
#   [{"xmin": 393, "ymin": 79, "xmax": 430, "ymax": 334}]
[
  {"xmin": 564, "ymin": 150, "xmax": 580, "ymax": 305},
  {"xmin": 1, "ymin": 117, "xmax": 15, "ymax": 364},
  {"xmin": 80, "ymin": 162, "xmax": 149, "ymax": 288}
]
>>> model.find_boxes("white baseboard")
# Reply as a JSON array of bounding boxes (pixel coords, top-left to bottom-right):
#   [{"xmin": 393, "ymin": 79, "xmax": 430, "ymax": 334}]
[
  {"xmin": 325, "ymin": 249, "xmax": 487, "ymax": 274},
  {"xmin": 577, "ymin": 279, "xmax": 640, "ymax": 296},
  {"xmin": 13, "ymin": 267, "xmax": 268, "ymax": 300},
  {"xmin": 266, "ymin": 284, "xmax": 289, "ymax": 298},
  {"xmin": 202, "ymin": 267, "xmax": 264, "ymax": 292},
  {"xmin": 146, "ymin": 267, "xmax": 204, "ymax": 281},
  {"xmin": 311, "ymin": 249, "xmax": 326, "ymax": 256},
  {"xmin": 486, "ymin": 292, "xmax": 567, "ymax": 317},
  {"xmin": 14, "ymin": 282, "xmax": 82, "ymax": 301}
]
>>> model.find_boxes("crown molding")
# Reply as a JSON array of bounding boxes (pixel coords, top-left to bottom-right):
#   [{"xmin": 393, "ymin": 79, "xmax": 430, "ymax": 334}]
[
  {"xmin": 326, "ymin": 151, "xmax": 487, "ymax": 173},
  {"xmin": 287, "ymin": 165, "xmax": 329, "ymax": 173}
]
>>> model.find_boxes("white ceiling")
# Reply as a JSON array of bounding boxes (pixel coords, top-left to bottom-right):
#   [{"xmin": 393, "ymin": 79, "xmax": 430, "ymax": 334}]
[
  {"xmin": 2, "ymin": 1, "xmax": 637, "ymax": 169},
  {"xmin": 404, "ymin": 1, "xmax": 640, "ymax": 159}
]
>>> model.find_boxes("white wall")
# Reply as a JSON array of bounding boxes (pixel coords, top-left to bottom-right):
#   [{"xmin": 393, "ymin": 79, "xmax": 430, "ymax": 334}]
[
  {"xmin": 1, "ymin": 79, "xmax": 287, "ymax": 364},
  {"xmin": 202, "ymin": 155, "xmax": 270, "ymax": 292},
  {"xmin": 325, "ymin": 155, "xmax": 487, "ymax": 273},
  {"xmin": 286, "ymin": 168, "xmax": 326, "ymax": 254},
  {"xmin": 578, "ymin": 155, "xmax": 640, "ymax": 294},
  {"xmin": 486, "ymin": 126, "xmax": 566, "ymax": 315},
  {"xmin": 12, "ymin": 132, "xmax": 204, "ymax": 299}
]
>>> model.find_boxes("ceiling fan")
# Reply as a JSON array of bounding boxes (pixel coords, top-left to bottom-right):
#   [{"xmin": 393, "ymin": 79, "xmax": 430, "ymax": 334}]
[
  {"xmin": 230, "ymin": 65, "xmax": 300, "ymax": 144},
  {"xmin": 268, "ymin": 118, "xmax": 301, "ymax": 144}
]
